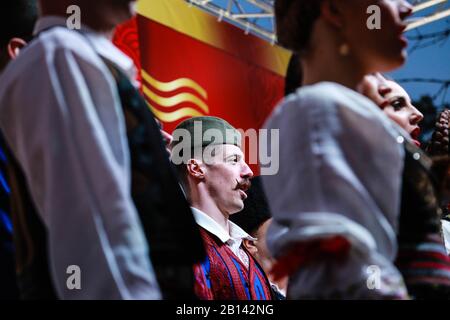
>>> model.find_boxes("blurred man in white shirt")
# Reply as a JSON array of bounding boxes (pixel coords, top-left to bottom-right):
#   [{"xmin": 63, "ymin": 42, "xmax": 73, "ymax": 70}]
[{"xmin": 0, "ymin": 0, "xmax": 161, "ymax": 299}]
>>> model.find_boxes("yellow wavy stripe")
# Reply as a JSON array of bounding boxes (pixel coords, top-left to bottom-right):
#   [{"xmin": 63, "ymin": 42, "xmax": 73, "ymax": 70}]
[
  {"xmin": 142, "ymin": 70, "xmax": 207, "ymax": 99},
  {"xmin": 147, "ymin": 102, "xmax": 205, "ymax": 123},
  {"xmin": 142, "ymin": 85, "xmax": 209, "ymax": 114}
]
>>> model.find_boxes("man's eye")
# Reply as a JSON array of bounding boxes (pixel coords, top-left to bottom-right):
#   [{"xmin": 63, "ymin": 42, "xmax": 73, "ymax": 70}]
[{"xmin": 230, "ymin": 155, "xmax": 239, "ymax": 163}]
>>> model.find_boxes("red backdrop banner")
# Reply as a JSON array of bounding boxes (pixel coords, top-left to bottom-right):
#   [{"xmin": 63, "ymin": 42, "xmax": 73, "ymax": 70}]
[{"xmin": 113, "ymin": 0, "xmax": 291, "ymax": 173}]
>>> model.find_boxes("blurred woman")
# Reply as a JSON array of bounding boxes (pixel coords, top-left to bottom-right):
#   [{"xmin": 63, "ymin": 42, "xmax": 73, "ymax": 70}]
[
  {"xmin": 261, "ymin": 0, "xmax": 416, "ymax": 299},
  {"xmin": 361, "ymin": 74, "xmax": 450, "ymax": 299}
]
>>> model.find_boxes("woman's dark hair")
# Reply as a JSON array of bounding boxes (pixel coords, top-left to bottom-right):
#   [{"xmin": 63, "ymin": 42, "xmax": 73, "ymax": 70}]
[
  {"xmin": 284, "ymin": 53, "xmax": 302, "ymax": 96},
  {"xmin": 275, "ymin": 0, "xmax": 324, "ymax": 53},
  {"xmin": 0, "ymin": 0, "xmax": 38, "ymax": 48}
]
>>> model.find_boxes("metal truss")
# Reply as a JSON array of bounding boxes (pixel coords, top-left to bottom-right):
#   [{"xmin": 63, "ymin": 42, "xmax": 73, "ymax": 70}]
[
  {"xmin": 186, "ymin": 0, "xmax": 450, "ymax": 43},
  {"xmin": 185, "ymin": 0, "xmax": 276, "ymax": 43},
  {"xmin": 407, "ymin": 0, "xmax": 450, "ymax": 30}
]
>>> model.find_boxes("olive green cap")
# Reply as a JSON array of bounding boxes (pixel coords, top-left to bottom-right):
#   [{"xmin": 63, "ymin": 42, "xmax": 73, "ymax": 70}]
[{"xmin": 171, "ymin": 116, "xmax": 241, "ymax": 149}]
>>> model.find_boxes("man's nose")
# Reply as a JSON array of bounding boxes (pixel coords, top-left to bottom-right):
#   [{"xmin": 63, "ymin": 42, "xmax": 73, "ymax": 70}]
[{"xmin": 241, "ymin": 162, "xmax": 254, "ymax": 180}]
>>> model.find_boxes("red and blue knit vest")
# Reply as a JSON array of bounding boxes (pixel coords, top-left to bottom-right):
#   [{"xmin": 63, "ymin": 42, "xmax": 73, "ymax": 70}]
[{"xmin": 194, "ymin": 227, "xmax": 273, "ymax": 300}]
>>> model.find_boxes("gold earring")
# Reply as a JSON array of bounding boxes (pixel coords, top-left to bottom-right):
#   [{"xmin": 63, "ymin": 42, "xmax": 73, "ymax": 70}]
[{"xmin": 339, "ymin": 43, "xmax": 350, "ymax": 56}]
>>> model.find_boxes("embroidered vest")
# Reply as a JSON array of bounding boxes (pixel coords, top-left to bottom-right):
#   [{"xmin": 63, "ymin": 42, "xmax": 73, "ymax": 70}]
[
  {"xmin": 194, "ymin": 227, "xmax": 273, "ymax": 300},
  {"xmin": 395, "ymin": 140, "xmax": 450, "ymax": 299}
]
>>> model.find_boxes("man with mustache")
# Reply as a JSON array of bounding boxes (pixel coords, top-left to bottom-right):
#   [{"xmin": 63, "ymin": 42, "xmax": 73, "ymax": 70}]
[
  {"xmin": 171, "ymin": 116, "xmax": 273, "ymax": 300},
  {"xmin": 0, "ymin": 0, "xmax": 204, "ymax": 299}
]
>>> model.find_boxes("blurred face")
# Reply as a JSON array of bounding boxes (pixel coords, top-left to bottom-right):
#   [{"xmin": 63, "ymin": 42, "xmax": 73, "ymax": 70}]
[
  {"xmin": 202, "ymin": 144, "xmax": 254, "ymax": 216},
  {"xmin": 252, "ymin": 219, "xmax": 275, "ymax": 273},
  {"xmin": 360, "ymin": 74, "xmax": 423, "ymax": 146},
  {"xmin": 243, "ymin": 218, "xmax": 288, "ymax": 290},
  {"xmin": 67, "ymin": 0, "xmax": 136, "ymax": 31},
  {"xmin": 337, "ymin": 0, "xmax": 413, "ymax": 73}
]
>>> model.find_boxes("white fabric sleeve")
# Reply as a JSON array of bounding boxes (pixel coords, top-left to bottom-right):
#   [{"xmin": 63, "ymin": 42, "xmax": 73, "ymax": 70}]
[{"xmin": 442, "ymin": 220, "xmax": 450, "ymax": 255}]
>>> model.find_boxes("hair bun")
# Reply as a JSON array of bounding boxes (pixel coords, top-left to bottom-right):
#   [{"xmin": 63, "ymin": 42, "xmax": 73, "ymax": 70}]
[{"xmin": 427, "ymin": 109, "xmax": 450, "ymax": 156}]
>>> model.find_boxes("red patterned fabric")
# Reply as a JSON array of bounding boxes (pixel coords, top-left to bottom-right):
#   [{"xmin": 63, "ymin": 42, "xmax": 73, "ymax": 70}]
[{"xmin": 194, "ymin": 228, "xmax": 273, "ymax": 300}]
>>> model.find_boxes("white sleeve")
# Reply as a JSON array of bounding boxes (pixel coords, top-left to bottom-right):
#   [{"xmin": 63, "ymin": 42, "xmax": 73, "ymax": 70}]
[
  {"xmin": 0, "ymin": 45, "xmax": 161, "ymax": 299},
  {"xmin": 262, "ymin": 87, "xmax": 407, "ymax": 299}
]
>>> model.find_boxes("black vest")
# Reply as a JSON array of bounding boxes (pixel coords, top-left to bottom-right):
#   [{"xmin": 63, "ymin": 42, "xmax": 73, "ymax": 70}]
[{"xmin": 4, "ymin": 44, "xmax": 205, "ymax": 299}]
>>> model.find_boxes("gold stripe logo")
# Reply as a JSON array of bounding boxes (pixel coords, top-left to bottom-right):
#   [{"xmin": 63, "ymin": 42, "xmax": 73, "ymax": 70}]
[
  {"xmin": 142, "ymin": 70, "xmax": 207, "ymax": 99},
  {"xmin": 142, "ymin": 69, "xmax": 209, "ymax": 122},
  {"xmin": 146, "ymin": 104, "xmax": 205, "ymax": 123}
]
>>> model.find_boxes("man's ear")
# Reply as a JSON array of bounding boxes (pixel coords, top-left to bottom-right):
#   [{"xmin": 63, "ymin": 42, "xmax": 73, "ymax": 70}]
[
  {"xmin": 186, "ymin": 159, "xmax": 205, "ymax": 180},
  {"xmin": 320, "ymin": 0, "xmax": 344, "ymax": 29},
  {"xmin": 243, "ymin": 239, "xmax": 258, "ymax": 256},
  {"xmin": 7, "ymin": 38, "xmax": 27, "ymax": 60}
]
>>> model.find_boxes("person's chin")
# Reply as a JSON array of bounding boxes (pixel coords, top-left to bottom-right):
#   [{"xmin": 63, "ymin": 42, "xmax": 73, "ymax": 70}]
[
  {"xmin": 394, "ymin": 40, "xmax": 409, "ymax": 64},
  {"xmin": 232, "ymin": 201, "xmax": 244, "ymax": 213},
  {"xmin": 376, "ymin": 54, "xmax": 405, "ymax": 73},
  {"xmin": 398, "ymin": 49, "xmax": 408, "ymax": 63}
]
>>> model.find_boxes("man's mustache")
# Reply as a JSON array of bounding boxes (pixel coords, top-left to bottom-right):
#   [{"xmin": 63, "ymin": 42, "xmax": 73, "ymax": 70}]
[{"xmin": 234, "ymin": 179, "xmax": 251, "ymax": 192}]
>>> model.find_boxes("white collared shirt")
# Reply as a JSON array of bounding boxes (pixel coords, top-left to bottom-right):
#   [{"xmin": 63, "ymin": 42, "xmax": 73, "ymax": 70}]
[
  {"xmin": 191, "ymin": 207, "xmax": 256, "ymax": 268},
  {"xmin": 0, "ymin": 16, "xmax": 160, "ymax": 299}
]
